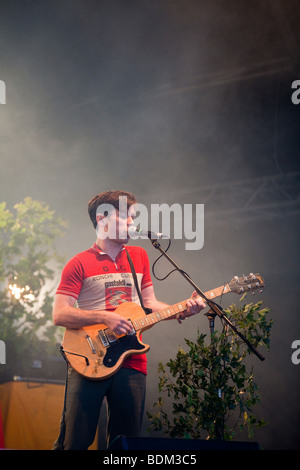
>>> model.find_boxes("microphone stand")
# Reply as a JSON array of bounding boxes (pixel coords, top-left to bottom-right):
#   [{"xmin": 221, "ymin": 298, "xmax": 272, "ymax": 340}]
[{"xmin": 149, "ymin": 238, "xmax": 265, "ymax": 361}]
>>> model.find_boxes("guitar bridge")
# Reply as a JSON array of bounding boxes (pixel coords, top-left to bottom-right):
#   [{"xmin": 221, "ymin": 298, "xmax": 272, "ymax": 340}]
[{"xmin": 98, "ymin": 329, "xmax": 109, "ymax": 347}]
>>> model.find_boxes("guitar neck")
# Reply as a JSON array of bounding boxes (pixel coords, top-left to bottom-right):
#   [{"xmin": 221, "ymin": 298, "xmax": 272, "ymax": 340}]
[{"xmin": 131, "ymin": 283, "xmax": 231, "ymax": 332}]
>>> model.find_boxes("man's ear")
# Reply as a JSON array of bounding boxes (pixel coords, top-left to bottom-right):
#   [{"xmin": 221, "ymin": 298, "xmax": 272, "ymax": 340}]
[{"xmin": 96, "ymin": 213, "xmax": 106, "ymax": 226}]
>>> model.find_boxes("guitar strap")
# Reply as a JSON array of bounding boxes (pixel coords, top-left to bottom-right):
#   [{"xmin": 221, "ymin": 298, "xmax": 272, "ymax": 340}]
[{"xmin": 125, "ymin": 249, "xmax": 152, "ymax": 315}]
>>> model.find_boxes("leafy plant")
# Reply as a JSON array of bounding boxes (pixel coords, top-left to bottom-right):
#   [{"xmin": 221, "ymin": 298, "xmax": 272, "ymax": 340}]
[
  {"xmin": 0, "ymin": 197, "xmax": 67, "ymax": 379},
  {"xmin": 147, "ymin": 299, "xmax": 272, "ymax": 441}
]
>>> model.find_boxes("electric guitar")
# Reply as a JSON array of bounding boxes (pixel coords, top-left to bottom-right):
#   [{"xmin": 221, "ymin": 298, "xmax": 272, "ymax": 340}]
[{"xmin": 62, "ymin": 273, "xmax": 264, "ymax": 380}]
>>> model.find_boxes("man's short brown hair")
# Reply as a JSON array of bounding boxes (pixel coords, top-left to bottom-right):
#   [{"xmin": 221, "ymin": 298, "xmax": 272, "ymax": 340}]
[{"xmin": 88, "ymin": 190, "xmax": 137, "ymax": 228}]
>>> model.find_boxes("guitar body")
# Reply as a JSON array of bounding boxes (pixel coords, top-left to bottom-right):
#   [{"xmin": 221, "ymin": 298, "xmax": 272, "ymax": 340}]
[{"xmin": 62, "ymin": 302, "xmax": 150, "ymax": 380}]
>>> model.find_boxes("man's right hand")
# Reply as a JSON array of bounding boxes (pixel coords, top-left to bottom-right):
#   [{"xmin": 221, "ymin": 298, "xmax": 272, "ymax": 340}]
[{"xmin": 103, "ymin": 311, "xmax": 133, "ymax": 335}]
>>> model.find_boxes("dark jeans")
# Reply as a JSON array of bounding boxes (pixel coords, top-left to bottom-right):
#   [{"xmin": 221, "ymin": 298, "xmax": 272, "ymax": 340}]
[{"xmin": 53, "ymin": 366, "xmax": 146, "ymax": 450}]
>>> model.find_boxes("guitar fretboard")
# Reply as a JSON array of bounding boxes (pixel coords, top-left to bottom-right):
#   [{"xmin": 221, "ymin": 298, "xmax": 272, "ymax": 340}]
[{"xmin": 131, "ymin": 283, "xmax": 231, "ymax": 332}]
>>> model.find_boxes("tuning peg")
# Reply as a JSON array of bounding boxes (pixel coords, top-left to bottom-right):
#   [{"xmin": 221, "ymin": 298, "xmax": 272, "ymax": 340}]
[
  {"xmin": 252, "ymin": 291, "xmax": 255, "ymax": 295},
  {"xmin": 239, "ymin": 287, "xmax": 244, "ymax": 293},
  {"xmin": 234, "ymin": 276, "xmax": 239, "ymax": 282},
  {"xmin": 247, "ymin": 284, "xmax": 252, "ymax": 290},
  {"xmin": 259, "ymin": 289, "xmax": 263, "ymax": 293}
]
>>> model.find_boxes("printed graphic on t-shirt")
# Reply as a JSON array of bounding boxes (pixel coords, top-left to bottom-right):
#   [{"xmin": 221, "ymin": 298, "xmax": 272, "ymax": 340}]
[
  {"xmin": 75, "ymin": 272, "xmax": 141, "ymax": 311},
  {"xmin": 106, "ymin": 286, "xmax": 132, "ymax": 308}
]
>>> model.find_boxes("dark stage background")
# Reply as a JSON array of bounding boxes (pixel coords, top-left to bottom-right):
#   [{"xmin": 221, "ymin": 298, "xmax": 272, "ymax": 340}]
[{"xmin": 0, "ymin": 0, "xmax": 299, "ymax": 450}]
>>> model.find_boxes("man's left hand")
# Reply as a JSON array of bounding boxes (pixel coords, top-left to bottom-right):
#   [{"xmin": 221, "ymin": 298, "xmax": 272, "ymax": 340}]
[{"xmin": 177, "ymin": 291, "xmax": 206, "ymax": 323}]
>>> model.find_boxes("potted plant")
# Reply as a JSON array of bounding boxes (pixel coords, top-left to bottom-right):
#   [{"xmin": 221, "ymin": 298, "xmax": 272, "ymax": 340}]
[{"xmin": 147, "ymin": 299, "xmax": 272, "ymax": 442}]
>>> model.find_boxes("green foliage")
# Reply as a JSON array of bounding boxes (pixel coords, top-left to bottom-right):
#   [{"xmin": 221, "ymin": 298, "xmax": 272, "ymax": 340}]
[
  {"xmin": 147, "ymin": 299, "xmax": 272, "ymax": 441},
  {"xmin": 0, "ymin": 197, "xmax": 67, "ymax": 376}
]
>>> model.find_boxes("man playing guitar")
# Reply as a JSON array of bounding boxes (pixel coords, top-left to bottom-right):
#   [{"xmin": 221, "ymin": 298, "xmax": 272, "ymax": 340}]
[{"xmin": 52, "ymin": 190, "xmax": 206, "ymax": 450}]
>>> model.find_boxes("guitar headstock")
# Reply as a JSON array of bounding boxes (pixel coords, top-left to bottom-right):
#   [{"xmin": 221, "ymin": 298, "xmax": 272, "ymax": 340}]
[{"xmin": 229, "ymin": 273, "xmax": 265, "ymax": 295}]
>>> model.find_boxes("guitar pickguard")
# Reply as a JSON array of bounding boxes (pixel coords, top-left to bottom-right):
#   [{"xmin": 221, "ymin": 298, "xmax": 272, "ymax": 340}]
[{"xmin": 103, "ymin": 334, "xmax": 145, "ymax": 368}]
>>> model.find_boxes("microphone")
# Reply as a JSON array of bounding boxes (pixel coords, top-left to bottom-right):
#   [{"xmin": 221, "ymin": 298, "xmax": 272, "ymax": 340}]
[{"xmin": 128, "ymin": 225, "xmax": 167, "ymax": 240}]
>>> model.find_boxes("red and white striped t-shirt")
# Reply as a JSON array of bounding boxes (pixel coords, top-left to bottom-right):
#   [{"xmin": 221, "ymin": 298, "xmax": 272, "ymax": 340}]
[{"xmin": 56, "ymin": 243, "xmax": 153, "ymax": 374}]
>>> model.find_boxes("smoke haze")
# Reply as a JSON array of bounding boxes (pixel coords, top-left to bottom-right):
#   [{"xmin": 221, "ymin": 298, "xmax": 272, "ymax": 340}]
[{"xmin": 0, "ymin": 0, "xmax": 299, "ymax": 449}]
